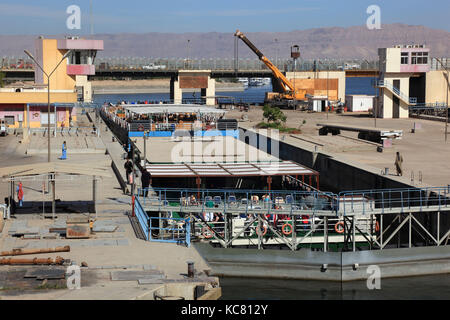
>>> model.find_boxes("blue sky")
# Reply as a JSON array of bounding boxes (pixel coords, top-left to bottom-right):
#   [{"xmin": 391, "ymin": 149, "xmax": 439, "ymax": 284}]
[{"xmin": 0, "ymin": 0, "xmax": 448, "ymax": 34}]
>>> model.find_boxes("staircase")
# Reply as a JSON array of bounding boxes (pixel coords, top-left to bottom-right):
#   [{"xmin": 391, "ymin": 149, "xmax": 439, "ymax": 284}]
[{"xmin": 374, "ymin": 80, "xmax": 417, "ymax": 105}]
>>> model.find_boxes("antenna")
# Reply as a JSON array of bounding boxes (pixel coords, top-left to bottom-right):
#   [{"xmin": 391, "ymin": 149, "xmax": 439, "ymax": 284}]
[{"xmin": 90, "ymin": 0, "xmax": 94, "ymax": 37}]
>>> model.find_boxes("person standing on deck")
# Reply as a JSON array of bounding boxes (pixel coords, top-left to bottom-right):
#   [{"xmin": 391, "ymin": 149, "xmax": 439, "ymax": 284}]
[
  {"xmin": 141, "ymin": 169, "xmax": 151, "ymax": 197},
  {"xmin": 16, "ymin": 182, "xmax": 24, "ymax": 207},
  {"xmin": 395, "ymin": 152, "xmax": 403, "ymax": 176},
  {"xmin": 60, "ymin": 141, "xmax": 67, "ymax": 160}
]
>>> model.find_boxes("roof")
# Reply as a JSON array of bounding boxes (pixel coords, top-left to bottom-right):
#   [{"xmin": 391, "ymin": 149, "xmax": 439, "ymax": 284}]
[
  {"xmin": 0, "ymin": 161, "xmax": 112, "ymax": 178},
  {"xmin": 124, "ymin": 104, "xmax": 226, "ymax": 115},
  {"xmin": 146, "ymin": 160, "xmax": 318, "ymax": 178}
]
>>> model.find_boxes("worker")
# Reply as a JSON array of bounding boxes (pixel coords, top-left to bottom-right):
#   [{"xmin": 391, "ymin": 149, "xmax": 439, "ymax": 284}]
[
  {"xmin": 141, "ymin": 169, "xmax": 151, "ymax": 197},
  {"xmin": 395, "ymin": 152, "xmax": 404, "ymax": 176},
  {"xmin": 16, "ymin": 182, "xmax": 24, "ymax": 207},
  {"xmin": 60, "ymin": 141, "xmax": 67, "ymax": 160}
]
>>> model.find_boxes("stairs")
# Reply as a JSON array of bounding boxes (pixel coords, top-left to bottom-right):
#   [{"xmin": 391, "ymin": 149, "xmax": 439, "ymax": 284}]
[{"xmin": 375, "ymin": 80, "xmax": 417, "ymax": 105}]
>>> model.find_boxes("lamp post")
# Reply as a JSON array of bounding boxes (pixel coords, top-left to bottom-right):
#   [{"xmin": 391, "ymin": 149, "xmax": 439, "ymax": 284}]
[
  {"xmin": 291, "ymin": 45, "xmax": 300, "ymax": 110},
  {"xmin": 436, "ymin": 58, "xmax": 449, "ymax": 142},
  {"xmin": 24, "ymin": 49, "xmax": 72, "ymax": 162}
]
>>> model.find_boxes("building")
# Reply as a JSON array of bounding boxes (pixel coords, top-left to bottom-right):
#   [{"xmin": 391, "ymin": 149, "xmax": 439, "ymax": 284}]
[
  {"xmin": 0, "ymin": 36, "xmax": 103, "ymax": 129},
  {"xmin": 376, "ymin": 45, "xmax": 449, "ymax": 119},
  {"xmin": 346, "ymin": 94, "xmax": 375, "ymax": 112}
]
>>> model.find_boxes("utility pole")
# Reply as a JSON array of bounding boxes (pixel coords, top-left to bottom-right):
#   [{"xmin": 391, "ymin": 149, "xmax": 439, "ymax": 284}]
[{"xmin": 436, "ymin": 58, "xmax": 449, "ymax": 142}]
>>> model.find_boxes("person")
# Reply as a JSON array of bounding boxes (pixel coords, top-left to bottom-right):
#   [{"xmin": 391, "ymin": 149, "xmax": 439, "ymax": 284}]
[
  {"xmin": 16, "ymin": 182, "xmax": 24, "ymax": 207},
  {"xmin": 395, "ymin": 152, "xmax": 404, "ymax": 176},
  {"xmin": 124, "ymin": 158, "xmax": 133, "ymax": 184},
  {"xmin": 60, "ymin": 141, "xmax": 67, "ymax": 160},
  {"xmin": 141, "ymin": 169, "xmax": 151, "ymax": 197}
]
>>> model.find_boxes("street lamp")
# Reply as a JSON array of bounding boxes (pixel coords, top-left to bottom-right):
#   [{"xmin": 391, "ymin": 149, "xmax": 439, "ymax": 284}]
[
  {"xmin": 364, "ymin": 58, "xmax": 377, "ymax": 127},
  {"xmin": 24, "ymin": 49, "xmax": 72, "ymax": 162},
  {"xmin": 291, "ymin": 45, "xmax": 300, "ymax": 110},
  {"xmin": 436, "ymin": 58, "xmax": 449, "ymax": 142}
]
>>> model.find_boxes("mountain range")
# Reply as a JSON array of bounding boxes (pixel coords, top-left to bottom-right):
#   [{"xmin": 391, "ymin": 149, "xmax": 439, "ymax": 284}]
[{"xmin": 0, "ymin": 24, "xmax": 448, "ymax": 60}]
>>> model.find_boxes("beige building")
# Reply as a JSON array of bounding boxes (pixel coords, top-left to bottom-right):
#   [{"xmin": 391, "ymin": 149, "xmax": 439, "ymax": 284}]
[{"xmin": 376, "ymin": 45, "xmax": 448, "ymax": 119}]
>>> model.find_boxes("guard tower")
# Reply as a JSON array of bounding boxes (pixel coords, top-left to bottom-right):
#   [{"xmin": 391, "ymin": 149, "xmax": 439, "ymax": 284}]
[{"xmin": 34, "ymin": 36, "xmax": 104, "ymax": 102}]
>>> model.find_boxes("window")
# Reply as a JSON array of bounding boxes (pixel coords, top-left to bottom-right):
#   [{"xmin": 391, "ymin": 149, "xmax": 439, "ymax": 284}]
[
  {"xmin": 411, "ymin": 52, "xmax": 428, "ymax": 65},
  {"xmin": 401, "ymin": 52, "xmax": 409, "ymax": 64}
]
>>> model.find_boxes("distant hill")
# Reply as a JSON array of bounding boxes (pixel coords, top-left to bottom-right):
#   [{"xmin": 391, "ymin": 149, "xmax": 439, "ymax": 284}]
[{"xmin": 1, "ymin": 24, "xmax": 449, "ymax": 59}]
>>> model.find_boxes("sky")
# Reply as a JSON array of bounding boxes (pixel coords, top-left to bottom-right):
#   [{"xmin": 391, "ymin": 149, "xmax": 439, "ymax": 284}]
[{"xmin": 0, "ymin": 0, "xmax": 449, "ymax": 34}]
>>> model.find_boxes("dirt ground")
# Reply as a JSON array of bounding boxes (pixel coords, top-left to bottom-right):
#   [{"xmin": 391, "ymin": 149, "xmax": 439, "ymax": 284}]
[{"xmin": 227, "ymin": 106, "xmax": 450, "ymax": 187}]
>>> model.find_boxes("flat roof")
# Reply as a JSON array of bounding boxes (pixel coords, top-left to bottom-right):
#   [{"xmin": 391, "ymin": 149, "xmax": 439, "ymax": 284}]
[
  {"xmin": 146, "ymin": 160, "xmax": 318, "ymax": 178},
  {"xmin": 134, "ymin": 136, "xmax": 278, "ymax": 163},
  {"xmin": 124, "ymin": 104, "xmax": 226, "ymax": 115}
]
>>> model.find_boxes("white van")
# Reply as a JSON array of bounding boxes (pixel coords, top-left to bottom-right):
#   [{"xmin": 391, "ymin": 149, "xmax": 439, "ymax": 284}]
[{"xmin": 0, "ymin": 119, "xmax": 7, "ymax": 136}]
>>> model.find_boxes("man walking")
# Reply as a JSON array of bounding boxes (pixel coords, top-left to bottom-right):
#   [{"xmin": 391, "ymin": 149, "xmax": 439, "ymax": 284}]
[
  {"xmin": 124, "ymin": 158, "xmax": 133, "ymax": 184},
  {"xmin": 395, "ymin": 152, "xmax": 403, "ymax": 176},
  {"xmin": 141, "ymin": 169, "xmax": 151, "ymax": 197}
]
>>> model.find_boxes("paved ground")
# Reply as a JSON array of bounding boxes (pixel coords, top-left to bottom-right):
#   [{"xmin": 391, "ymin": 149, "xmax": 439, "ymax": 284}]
[
  {"xmin": 229, "ymin": 107, "xmax": 450, "ymax": 187},
  {"xmin": 0, "ymin": 110, "xmax": 211, "ymax": 300}
]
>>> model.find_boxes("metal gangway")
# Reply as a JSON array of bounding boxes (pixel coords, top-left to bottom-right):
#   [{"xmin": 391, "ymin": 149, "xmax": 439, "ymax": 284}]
[{"xmin": 133, "ymin": 186, "xmax": 450, "ymax": 251}]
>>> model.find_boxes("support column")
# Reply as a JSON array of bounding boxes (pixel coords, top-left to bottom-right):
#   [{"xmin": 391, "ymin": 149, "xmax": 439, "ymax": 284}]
[
  {"xmin": 170, "ymin": 77, "xmax": 182, "ymax": 104},
  {"xmin": 324, "ymin": 216, "xmax": 328, "ymax": 252},
  {"xmin": 205, "ymin": 76, "xmax": 216, "ymax": 106}
]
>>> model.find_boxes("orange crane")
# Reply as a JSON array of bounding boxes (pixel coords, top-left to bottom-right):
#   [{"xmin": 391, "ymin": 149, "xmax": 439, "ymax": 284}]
[{"xmin": 234, "ymin": 30, "xmax": 306, "ymax": 107}]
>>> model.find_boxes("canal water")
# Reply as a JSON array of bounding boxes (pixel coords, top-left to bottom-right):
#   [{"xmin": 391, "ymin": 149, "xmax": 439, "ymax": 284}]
[
  {"xmin": 219, "ymin": 274, "xmax": 450, "ymax": 300},
  {"xmin": 94, "ymin": 77, "xmax": 375, "ymax": 105},
  {"xmin": 95, "ymin": 77, "xmax": 449, "ymax": 300}
]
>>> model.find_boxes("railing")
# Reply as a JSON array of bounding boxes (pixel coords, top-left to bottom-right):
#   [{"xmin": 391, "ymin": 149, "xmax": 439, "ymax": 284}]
[
  {"xmin": 374, "ymin": 80, "xmax": 417, "ymax": 105},
  {"xmin": 134, "ymin": 195, "xmax": 150, "ymax": 240},
  {"xmin": 149, "ymin": 216, "xmax": 191, "ymax": 247},
  {"xmin": 338, "ymin": 186, "xmax": 450, "ymax": 216},
  {"xmin": 138, "ymin": 186, "xmax": 450, "ymax": 217},
  {"xmin": 139, "ymin": 187, "xmax": 337, "ymax": 217}
]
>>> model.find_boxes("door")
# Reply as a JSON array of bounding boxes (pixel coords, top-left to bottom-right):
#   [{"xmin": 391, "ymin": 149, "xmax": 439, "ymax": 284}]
[{"xmin": 393, "ymin": 80, "xmax": 400, "ymax": 118}]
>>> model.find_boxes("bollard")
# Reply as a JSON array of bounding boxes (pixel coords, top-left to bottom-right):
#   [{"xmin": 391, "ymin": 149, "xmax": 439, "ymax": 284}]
[{"xmin": 187, "ymin": 261, "xmax": 194, "ymax": 278}]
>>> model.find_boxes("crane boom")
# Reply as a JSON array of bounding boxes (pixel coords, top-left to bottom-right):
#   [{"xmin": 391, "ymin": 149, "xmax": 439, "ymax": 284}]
[{"xmin": 234, "ymin": 30, "xmax": 295, "ymax": 92}]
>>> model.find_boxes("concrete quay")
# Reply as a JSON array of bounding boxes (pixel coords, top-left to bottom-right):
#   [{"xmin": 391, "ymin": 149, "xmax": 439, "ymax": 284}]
[{"xmin": 0, "ymin": 109, "xmax": 216, "ymax": 300}]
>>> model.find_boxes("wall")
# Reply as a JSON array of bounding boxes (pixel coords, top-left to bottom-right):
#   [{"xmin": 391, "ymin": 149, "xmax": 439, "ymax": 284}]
[{"xmin": 426, "ymin": 70, "xmax": 450, "ymax": 105}]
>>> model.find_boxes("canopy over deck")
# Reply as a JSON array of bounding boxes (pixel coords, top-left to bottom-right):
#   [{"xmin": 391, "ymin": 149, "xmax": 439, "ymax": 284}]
[
  {"xmin": 146, "ymin": 160, "xmax": 318, "ymax": 178},
  {"xmin": 123, "ymin": 104, "xmax": 227, "ymax": 116},
  {"xmin": 0, "ymin": 161, "xmax": 112, "ymax": 179}
]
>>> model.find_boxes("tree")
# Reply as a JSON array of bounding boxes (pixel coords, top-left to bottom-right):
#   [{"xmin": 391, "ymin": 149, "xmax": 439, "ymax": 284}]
[
  {"xmin": 263, "ymin": 104, "xmax": 286, "ymax": 124},
  {"xmin": 0, "ymin": 72, "xmax": 4, "ymax": 88}
]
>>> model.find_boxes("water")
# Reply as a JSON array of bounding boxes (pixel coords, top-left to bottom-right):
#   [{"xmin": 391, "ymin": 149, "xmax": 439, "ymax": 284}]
[
  {"xmin": 93, "ymin": 78, "xmax": 375, "ymax": 105},
  {"xmin": 220, "ymin": 274, "xmax": 450, "ymax": 300}
]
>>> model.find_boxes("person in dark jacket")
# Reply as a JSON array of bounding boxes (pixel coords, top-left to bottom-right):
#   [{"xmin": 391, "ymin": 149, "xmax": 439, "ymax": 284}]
[
  {"xmin": 124, "ymin": 159, "xmax": 133, "ymax": 184},
  {"xmin": 141, "ymin": 169, "xmax": 151, "ymax": 197}
]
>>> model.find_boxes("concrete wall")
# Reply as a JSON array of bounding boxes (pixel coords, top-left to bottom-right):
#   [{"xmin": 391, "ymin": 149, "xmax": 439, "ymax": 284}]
[
  {"xmin": 426, "ymin": 70, "xmax": 450, "ymax": 104},
  {"xmin": 379, "ymin": 48, "xmax": 401, "ymax": 73}
]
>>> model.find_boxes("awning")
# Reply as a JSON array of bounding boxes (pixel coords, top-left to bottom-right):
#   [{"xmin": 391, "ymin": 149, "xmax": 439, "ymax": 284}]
[
  {"xmin": 146, "ymin": 161, "xmax": 318, "ymax": 178},
  {"xmin": 0, "ymin": 161, "xmax": 112, "ymax": 178},
  {"xmin": 124, "ymin": 104, "xmax": 227, "ymax": 115}
]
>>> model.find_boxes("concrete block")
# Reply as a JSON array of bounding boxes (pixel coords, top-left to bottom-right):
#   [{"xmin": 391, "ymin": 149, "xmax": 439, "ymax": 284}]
[
  {"xmin": 116, "ymin": 239, "xmax": 130, "ymax": 246},
  {"xmin": 143, "ymin": 264, "xmax": 157, "ymax": 271},
  {"xmin": 111, "ymin": 270, "xmax": 165, "ymax": 281}
]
